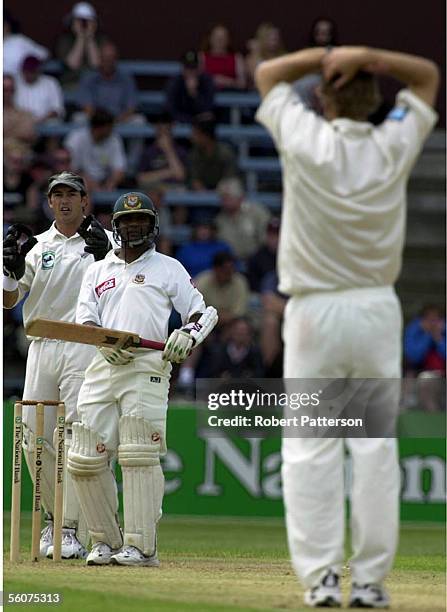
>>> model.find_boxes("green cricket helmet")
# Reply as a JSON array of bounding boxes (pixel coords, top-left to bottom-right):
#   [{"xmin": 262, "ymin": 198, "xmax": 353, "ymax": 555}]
[{"xmin": 112, "ymin": 192, "xmax": 159, "ymax": 247}]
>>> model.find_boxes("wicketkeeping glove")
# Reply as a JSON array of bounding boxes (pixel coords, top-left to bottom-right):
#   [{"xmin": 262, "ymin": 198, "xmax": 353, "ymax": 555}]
[
  {"xmin": 97, "ymin": 346, "xmax": 135, "ymax": 366},
  {"xmin": 3, "ymin": 223, "xmax": 37, "ymax": 281},
  {"xmin": 77, "ymin": 215, "xmax": 112, "ymax": 261},
  {"xmin": 162, "ymin": 306, "xmax": 218, "ymax": 364}
]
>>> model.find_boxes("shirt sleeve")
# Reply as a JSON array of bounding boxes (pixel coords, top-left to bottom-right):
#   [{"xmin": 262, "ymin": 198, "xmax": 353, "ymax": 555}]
[
  {"xmin": 255, "ymin": 82, "xmax": 325, "ymax": 153},
  {"xmin": 76, "ymin": 265, "xmax": 101, "ymax": 325},
  {"xmin": 377, "ymin": 88, "xmax": 438, "ymax": 169},
  {"xmin": 166, "ymin": 259, "xmax": 206, "ymax": 325}
]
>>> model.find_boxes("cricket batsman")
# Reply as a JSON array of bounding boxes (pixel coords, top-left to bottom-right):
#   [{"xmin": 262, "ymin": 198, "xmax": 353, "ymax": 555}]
[{"xmin": 67, "ymin": 192, "xmax": 218, "ymax": 566}]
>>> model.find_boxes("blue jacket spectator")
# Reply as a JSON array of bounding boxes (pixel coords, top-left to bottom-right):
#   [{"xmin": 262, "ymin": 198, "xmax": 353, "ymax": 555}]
[
  {"xmin": 404, "ymin": 305, "xmax": 446, "ymax": 374},
  {"xmin": 176, "ymin": 221, "xmax": 231, "ymax": 278}
]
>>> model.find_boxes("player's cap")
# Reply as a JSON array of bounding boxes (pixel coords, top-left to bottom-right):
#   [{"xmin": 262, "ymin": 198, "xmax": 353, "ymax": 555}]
[
  {"xmin": 112, "ymin": 192, "xmax": 157, "ymax": 221},
  {"xmin": 72, "ymin": 2, "xmax": 97, "ymax": 20},
  {"xmin": 47, "ymin": 172, "xmax": 86, "ymax": 195}
]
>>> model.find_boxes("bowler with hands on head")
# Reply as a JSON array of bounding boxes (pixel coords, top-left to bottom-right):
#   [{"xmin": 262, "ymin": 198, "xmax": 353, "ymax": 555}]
[{"xmin": 256, "ymin": 44, "xmax": 439, "ymax": 608}]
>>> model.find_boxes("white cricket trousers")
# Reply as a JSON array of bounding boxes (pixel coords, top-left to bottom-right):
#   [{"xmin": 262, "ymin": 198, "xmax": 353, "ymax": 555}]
[
  {"xmin": 282, "ymin": 286, "xmax": 401, "ymax": 588},
  {"xmin": 23, "ymin": 339, "xmax": 95, "ymax": 433},
  {"xmin": 76, "ymin": 353, "xmax": 169, "ymax": 453}
]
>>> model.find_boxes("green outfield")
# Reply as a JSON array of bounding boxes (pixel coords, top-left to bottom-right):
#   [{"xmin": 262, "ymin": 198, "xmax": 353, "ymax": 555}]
[{"xmin": 3, "ymin": 514, "xmax": 445, "ymax": 611}]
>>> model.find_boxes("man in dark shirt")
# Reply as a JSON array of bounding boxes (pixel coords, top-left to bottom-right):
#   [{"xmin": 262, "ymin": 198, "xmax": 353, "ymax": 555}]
[
  {"xmin": 188, "ymin": 117, "xmax": 238, "ymax": 190},
  {"xmin": 165, "ymin": 50, "xmax": 215, "ymax": 123}
]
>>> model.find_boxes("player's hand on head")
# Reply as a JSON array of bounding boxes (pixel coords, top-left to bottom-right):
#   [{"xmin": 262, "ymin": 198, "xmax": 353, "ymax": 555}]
[
  {"xmin": 97, "ymin": 346, "xmax": 135, "ymax": 366},
  {"xmin": 77, "ymin": 215, "xmax": 112, "ymax": 261},
  {"xmin": 3, "ymin": 223, "xmax": 37, "ymax": 281},
  {"xmin": 322, "ymin": 47, "xmax": 368, "ymax": 89}
]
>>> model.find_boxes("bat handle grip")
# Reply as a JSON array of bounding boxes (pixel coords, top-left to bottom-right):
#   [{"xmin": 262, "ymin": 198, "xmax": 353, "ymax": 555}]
[{"xmin": 139, "ymin": 338, "xmax": 166, "ymax": 351}]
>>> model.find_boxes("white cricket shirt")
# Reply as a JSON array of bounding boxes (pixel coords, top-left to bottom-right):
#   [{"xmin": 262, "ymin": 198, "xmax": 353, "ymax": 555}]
[
  {"xmin": 18, "ymin": 222, "xmax": 114, "ymax": 329},
  {"xmin": 76, "ymin": 246, "xmax": 206, "ymax": 350},
  {"xmin": 256, "ymin": 85, "xmax": 438, "ymax": 295}
]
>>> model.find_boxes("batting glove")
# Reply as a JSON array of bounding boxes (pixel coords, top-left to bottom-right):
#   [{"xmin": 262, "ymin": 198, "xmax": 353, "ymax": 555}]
[
  {"xmin": 162, "ymin": 306, "xmax": 218, "ymax": 364},
  {"xmin": 3, "ymin": 223, "xmax": 37, "ymax": 281},
  {"xmin": 97, "ymin": 346, "xmax": 135, "ymax": 366},
  {"xmin": 77, "ymin": 216, "xmax": 112, "ymax": 261},
  {"xmin": 162, "ymin": 329, "xmax": 194, "ymax": 364}
]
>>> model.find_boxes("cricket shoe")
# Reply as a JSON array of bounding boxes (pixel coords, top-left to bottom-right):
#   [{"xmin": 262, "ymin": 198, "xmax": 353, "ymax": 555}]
[
  {"xmin": 39, "ymin": 522, "xmax": 53, "ymax": 557},
  {"xmin": 349, "ymin": 584, "xmax": 390, "ymax": 608},
  {"xmin": 86, "ymin": 542, "xmax": 115, "ymax": 566},
  {"xmin": 110, "ymin": 545, "xmax": 160, "ymax": 567},
  {"xmin": 46, "ymin": 528, "xmax": 88, "ymax": 559},
  {"xmin": 304, "ymin": 570, "xmax": 342, "ymax": 608}
]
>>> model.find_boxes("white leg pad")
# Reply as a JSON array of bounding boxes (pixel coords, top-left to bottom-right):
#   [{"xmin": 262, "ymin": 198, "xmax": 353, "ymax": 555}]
[
  {"xmin": 67, "ymin": 423, "xmax": 122, "ymax": 549},
  {"xmin": 119, "ymin": 416, "xmax": 165, "ymax": 556},
  {"xmin": 62, "ymin": 426, "xmax": 89, "ymax": 547},
  {"xmin": 22, "ymin": 425, "xmax": 55, "ymax": 514}
]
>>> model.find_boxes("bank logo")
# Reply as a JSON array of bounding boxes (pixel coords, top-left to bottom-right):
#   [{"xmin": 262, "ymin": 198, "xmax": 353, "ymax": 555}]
[{"xmin": 41, "ymin": 251, "xmax": 55, "ymax": 269}]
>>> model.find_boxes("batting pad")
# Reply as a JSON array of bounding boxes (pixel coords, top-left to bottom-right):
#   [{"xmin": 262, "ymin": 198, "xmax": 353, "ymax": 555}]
[
  {"xmin": 62, "ymin": 427, "xmax": 89, "ymax": 547},
  {"xmin": 67, "ymin": 423, "xmax": 122, "ymax": 549},
  {"xmin": 118, "ymin": 415, "xmax": 165, "ymax": 556},
  {"xmin": 22, "ymin": 425, "xmax": 55, "ymax": 515}
]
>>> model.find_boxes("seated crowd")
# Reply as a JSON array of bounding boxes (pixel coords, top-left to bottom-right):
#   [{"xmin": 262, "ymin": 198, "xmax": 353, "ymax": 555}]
[{"xmin": 4, "ymin": 5, "xmax": 445, "ymax": 402}]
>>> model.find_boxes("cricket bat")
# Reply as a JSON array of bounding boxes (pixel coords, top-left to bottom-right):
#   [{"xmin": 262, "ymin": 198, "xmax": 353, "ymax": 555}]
[{"xmin": 26, "ymin": 318, "xmax": 165, "ymax": 351}]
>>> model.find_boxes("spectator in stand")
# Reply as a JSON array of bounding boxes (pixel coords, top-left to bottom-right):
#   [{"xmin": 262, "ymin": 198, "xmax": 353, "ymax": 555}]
[
  {"xmin": 188, "ymin": 117, "xmax": 238, "ymax": 190},
  {"xmin": 15, "ymin": 56, "xmax": 64, "ymax": 123},
  {"xmin": 3, "ymin": 142, "xmax": 38, "ymax": 228},
  {"xmin": 245, "ymin": 23, "xmax": 286, "ymax": 89},
  {"xmin": 404, "ymin": 305, "xmax": 446, "ymax": 413},
  {"xmin": 177, "ymin": 221, "xmax": 232, "ymax": 278},
  {"xmin": 209, "ymin": 317, "xmax": 264, "ymax": 378},
  {"xmin": 65, "ymin": 108, "xmax": 126, "ymax": 192},
  {"xmin": 215, "ymin": 178, "xmax": 271, "ymax": 261},
  {"xmin": 293, "ymin": 17, "xmax": 339, "ymax": 112},
  {"xmin": 77, "ymin": 41, "xmax": 137, "ymax": 120},
  {"xmin": 247, "ymin": 216, "xmax": 280, "ymax": 291},
  {"xmin": 195, "ymin": 251, "xmax": 249, "ymax": 329},
  {"xmin": 137, "ymin": 113, "xmax": 187, "ymax": 189},
  {"xmin": 404, "ymin": 305, "xmax": 446, "ymax": 375},
  {"xmin": 4, "ymin": 74, "xmax": 36, "ymax": 152},
  {"xmin": 48, "ymin": 147, "xmax": 74, "ymax": 174},
  {"xmin": 76, "ymin": 40, "xmax": 146, "ymax": 172},
  {"xmin": 165, "ymin": 50, "xmax": 215, "ymax": 123},
  {"xmin": 55, "ymin": 2, "xmax": 106, "ymax": 90},
  {"xmin": 200, "ymin": 24, "xmax": 246, "ymax": 90},
  {"xmin": 4, "ymin": 10, "xmax": 49, "ymax": 76}
]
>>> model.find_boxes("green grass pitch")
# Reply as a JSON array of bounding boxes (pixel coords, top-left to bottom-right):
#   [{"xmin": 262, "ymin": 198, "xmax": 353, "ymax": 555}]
[{"xmin": 3, "ymin": 514, "xmax": 445, "ymax": 611}]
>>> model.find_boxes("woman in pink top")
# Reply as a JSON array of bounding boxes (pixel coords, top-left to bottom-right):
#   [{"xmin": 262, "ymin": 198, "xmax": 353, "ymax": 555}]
[{"xmin": 200, "ymin": 24, "xmax": 246, "ymax": 90}]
